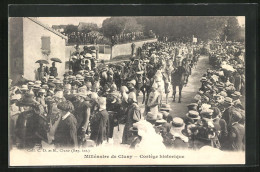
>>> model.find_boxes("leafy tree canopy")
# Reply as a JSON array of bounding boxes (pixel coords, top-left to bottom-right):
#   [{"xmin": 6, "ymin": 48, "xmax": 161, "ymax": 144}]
[{"xmin": 102, "ymin": 17, "xmax": 143, "ymax": 38}]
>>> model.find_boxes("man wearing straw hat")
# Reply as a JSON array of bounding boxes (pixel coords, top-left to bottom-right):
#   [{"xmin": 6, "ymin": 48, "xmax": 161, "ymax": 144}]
[
  {"xmin": 122, "ymin": 92, "xmax": 142, "ymax": 144},
  {"xmin": 90, "ymin": 97, "xmax": 110, "ymax": 146},
  {"xmin": 73, "ymin": 90, "xmax": 92, "ymax": 144},
  {"xmin": 164, "ymin": 117, "xmax": 189, "ymax": 149},
  {"xmin": 221, "ymin": 97, "xmax": 236, "ymax": 129},
  {"xmin": 225, "ymin": 111, "xmax": 245, "ymax": 151}
]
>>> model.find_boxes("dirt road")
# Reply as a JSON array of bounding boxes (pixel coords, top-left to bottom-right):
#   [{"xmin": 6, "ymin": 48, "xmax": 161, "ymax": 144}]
[{"xmin": 112, "ymin": 55, "xmax": 211, "ymax": 144}]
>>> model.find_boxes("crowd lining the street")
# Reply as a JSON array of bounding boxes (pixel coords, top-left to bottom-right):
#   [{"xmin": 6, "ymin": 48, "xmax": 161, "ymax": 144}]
[
  {"xmin": 66, "ymin": 30, "xmax": 156, "ymax": 45},
  {"xmin": 9, "ymin": 39, "xmax": 245, "ymax": 152}
]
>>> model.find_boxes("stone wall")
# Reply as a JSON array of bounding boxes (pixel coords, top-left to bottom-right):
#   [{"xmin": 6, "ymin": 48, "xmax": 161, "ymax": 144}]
[
  {"xmin": 65, "ymin": 39, "xmax": 158, "ymax": 64},
  {"xmin": 111, "ymin": 38, "xmax": 157, "ymax": 58}
]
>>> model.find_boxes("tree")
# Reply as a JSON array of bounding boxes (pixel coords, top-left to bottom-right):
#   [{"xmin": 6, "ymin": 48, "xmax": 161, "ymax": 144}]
[
  {"xmin": 124, "ymin": 18, "xmax": 143, "ymax": 33},
  {"xmin": 64, "ymin": 24, "xmax": 78, "ymax": 34},
  {"xmin": 102, "ymin": 17, "xmax": 144, "ymax": 38},
  {"xmin": 102, "ymin": 17, "xmax": 144, "ymax": 59},
  {"xmin": 102, "ymin": 17, "xmax": 126, "ymax": 38},
  {"xmin": 135, "ymin": 16, "xmax": 239, "ymax": 42},
  {"xmin": 78, "ymin": 22, "xmax": 99, "ymax": 33},
  {"xmin": 225, "ymin": 17, "xmax": 240, "ymax": 41}
]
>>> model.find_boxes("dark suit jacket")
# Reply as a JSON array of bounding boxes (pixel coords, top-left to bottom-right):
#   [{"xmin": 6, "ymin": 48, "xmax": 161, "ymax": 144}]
[
  {"xmin": 90, "ymin": 110, "xmax": 110, "ymax": 145},
  {"xmin": 54, "ymin": 114, "xmax": 78, "ymax": 148},
  {"xmin": 228, "ymin": 123, "xmax": 245, "ymax": 151}
]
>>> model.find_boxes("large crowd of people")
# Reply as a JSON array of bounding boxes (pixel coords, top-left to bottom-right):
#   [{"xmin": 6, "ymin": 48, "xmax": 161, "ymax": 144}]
[
  {"xmin": 111, "ymin": 31, "xmax": 155, "ymax": 44},
  {"xmin": 66, "ymin": 32, "xmax": 107, "ymax": 45},
  {"xmin": 9, "ymin": 39, "xmax": 245, "ymax": 152},
  {"xmin": 66, "ymin": 31, "xmax": 156, "ymax": 45}
]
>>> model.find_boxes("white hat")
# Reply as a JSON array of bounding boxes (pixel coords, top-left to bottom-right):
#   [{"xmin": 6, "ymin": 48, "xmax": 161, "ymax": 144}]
[
  {"xmin": 152, "ymin": 82, "xmax": 158, "ymax": 89},
  {"xmin": 20, "ymin": 85, "xmax": 28, "ymax": 91},
  {"xmin": 53, "ymin": 79, "xmax": 62, "ymax": 84},
  {"xmin": 128, "ymin": 92, "xmax": 137, "ymax": 102},
  {"xmin": 54, "ymin": 91, "xmax": 63, "ymax": 99},
  {"xmin": 171, "ymin": 117, "xmax": 184, "ymax": 128},
  {"xmin": 85, "ymin": 53, "xmax": 92, "ymax": 58},
  {"xmin": 76, "ymin": 74, "xmax": 82, "ymax": 79},
  {"xmin": 86, "ymin": 82, "xmax": 92, "ymax": 88},
  {"xmin": 128, "ymin": 80, "xmax": 136, "ymax": 86},
  {"xmin": 200, "ymin": 109, "xmax": 214, "ymax": 117},
  {"xmin": 28, "ymin": 82, "xmax": 34, "ymax": 86},
  {"xmin": 35, "ymin": 80, "xmax": 42, "ymax": 85},
  {"xmin": 136, "ymin": 71, "xmax": 144, "ymax": 75},
  {"xmin": 78, "ymin": 86, "xmax": 87, "ymax": 95},
  {"xmin": 120, "ymin": 86, "xmax": 129, "ymax": 93},
  {"xmin": 38, "ymin": 89, "xmax": 46, "ymax": 93},
  {"xmin": 11, "ymin": 94, "xmax": 22, "ymax": 100},
  {"xmin": 186, "ymin": 110, "xmax": 200, "ymax": 120},
  {"xmin": 98, "ymin": 97, "xmax": 107, "ymax": 109},
  {"xmin": 200, "ymin": 103, "xmax": 212, "ymax": 111},
  {"xmin": 110, "ymin": 84, "xmax": 117, "ymax": 91},
  {"xmin": 64, "ymin": 84, "xmax": 72, "ymax": 90},
  {"xmin": 91, "ymin": 92, "xmax": 99, "ymax": 100},
  {"xmin": 146, "ymin": 112, "xmax": 158, "ymax": 121}
]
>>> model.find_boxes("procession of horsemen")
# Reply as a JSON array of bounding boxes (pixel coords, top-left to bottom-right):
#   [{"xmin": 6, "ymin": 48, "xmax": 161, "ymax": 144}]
[{"xmin": 9, "ymin": 40, "xmax": 245, "ymax": 152}]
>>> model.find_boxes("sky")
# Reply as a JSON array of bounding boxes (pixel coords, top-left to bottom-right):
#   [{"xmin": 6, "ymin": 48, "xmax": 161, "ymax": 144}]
[
  {"xmin": 237, "ymin": 16, "xmax": 245, "ymax": 26},
  {"xmin": 38, "ymin": 16, "xmax": 245, "ymax": 27},
  {"xmin": 37, "ymin": 17, "xmax": 110, "ymax": 27}
]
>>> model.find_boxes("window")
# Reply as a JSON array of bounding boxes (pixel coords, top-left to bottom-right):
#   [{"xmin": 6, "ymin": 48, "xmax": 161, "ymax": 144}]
[{"xmin": 41, "ymin": 36, "xmax": 51, "ymax": 56}]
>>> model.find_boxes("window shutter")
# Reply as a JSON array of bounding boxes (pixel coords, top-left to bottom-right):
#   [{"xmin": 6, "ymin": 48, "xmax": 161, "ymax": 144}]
[{"xmin": 41, "ymin": 36, "xmax": 50, "ymax": 51}]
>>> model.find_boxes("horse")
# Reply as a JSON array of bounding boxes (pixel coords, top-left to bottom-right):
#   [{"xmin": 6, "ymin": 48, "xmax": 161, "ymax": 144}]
[
  {"xmin": 140, "ymin": 75, "xmax": 153, "ymax": 104},
  {"xmin": 139, "ymin": 64, "xmax": 158, "ymax": 104},
  {"xmin": 181, "ymin": 58, "xmax": 192, "ymax": 86},
  {"xmin": 171, "ymin": 65, "xmax": 187, "ymax": 103},
  {"xmin": 192, "ymin": 54, "xmax": 199, "ymax": 68},
  {"xmin": 135, "ymin": 72, "xmax": 144, "ymax": 102}
]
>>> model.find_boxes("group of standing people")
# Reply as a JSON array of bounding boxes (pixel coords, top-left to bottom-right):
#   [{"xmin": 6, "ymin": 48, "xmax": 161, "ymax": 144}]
[
  {"xmin": 111, "ymin": 32, "xmax": 146, "ymax": 45},
  {"xmin": 36, "ymin": 62, "xmax": 58, "ymax": 81},
  {"xmin": 66, "ymin": 32, "xmax": 103, "ymax": 45},
  {"xmin": 9, "ymin": 39, "xmax": 245, "ymax": 152}
]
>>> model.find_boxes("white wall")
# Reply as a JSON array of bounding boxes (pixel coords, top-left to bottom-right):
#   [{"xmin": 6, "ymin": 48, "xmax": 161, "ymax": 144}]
[
  {"xmin": 111, "ymin": 39, "xmax": 157, "ymax": 58},
  {"xmin": 23, "ymin": 18, "xmax": 66, "ymax": 80}
]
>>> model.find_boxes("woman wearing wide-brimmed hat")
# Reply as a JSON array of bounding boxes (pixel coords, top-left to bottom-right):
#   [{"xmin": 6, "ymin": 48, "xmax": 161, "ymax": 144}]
[{"xmin": 15, "ymin": 93, "xmax": 45, "ymax": 148}]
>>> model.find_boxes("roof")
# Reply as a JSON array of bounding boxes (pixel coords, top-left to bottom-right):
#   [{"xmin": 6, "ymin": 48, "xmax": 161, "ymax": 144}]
[
  {"xmin": 52, "ymin": 25, "xmax": 67, "ymax": 30},
  {"xmin": 27, "ymin": 17, "xmax": 68, "ymax": 40}
]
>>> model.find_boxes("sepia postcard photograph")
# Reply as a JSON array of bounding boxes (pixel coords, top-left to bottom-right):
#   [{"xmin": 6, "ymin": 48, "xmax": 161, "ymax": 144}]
[{"xmin": 8, "ymin": 4, "xmax": 256, "ymax": 166}]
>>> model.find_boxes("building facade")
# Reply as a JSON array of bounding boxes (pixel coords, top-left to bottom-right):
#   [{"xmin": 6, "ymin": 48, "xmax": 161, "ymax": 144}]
[{"xmin": 9, "ymin": 17, "xmax": 68, "ymax": 84}]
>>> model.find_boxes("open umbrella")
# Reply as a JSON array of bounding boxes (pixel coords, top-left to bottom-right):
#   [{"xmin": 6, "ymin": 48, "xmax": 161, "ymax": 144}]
[
  {"xmin": 51, "ymin": 58, "xmax": 62, "ymax": 63},
  {"xmin": 35, "ymin": 60, "xmax": 49, "ymax": 64}
]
